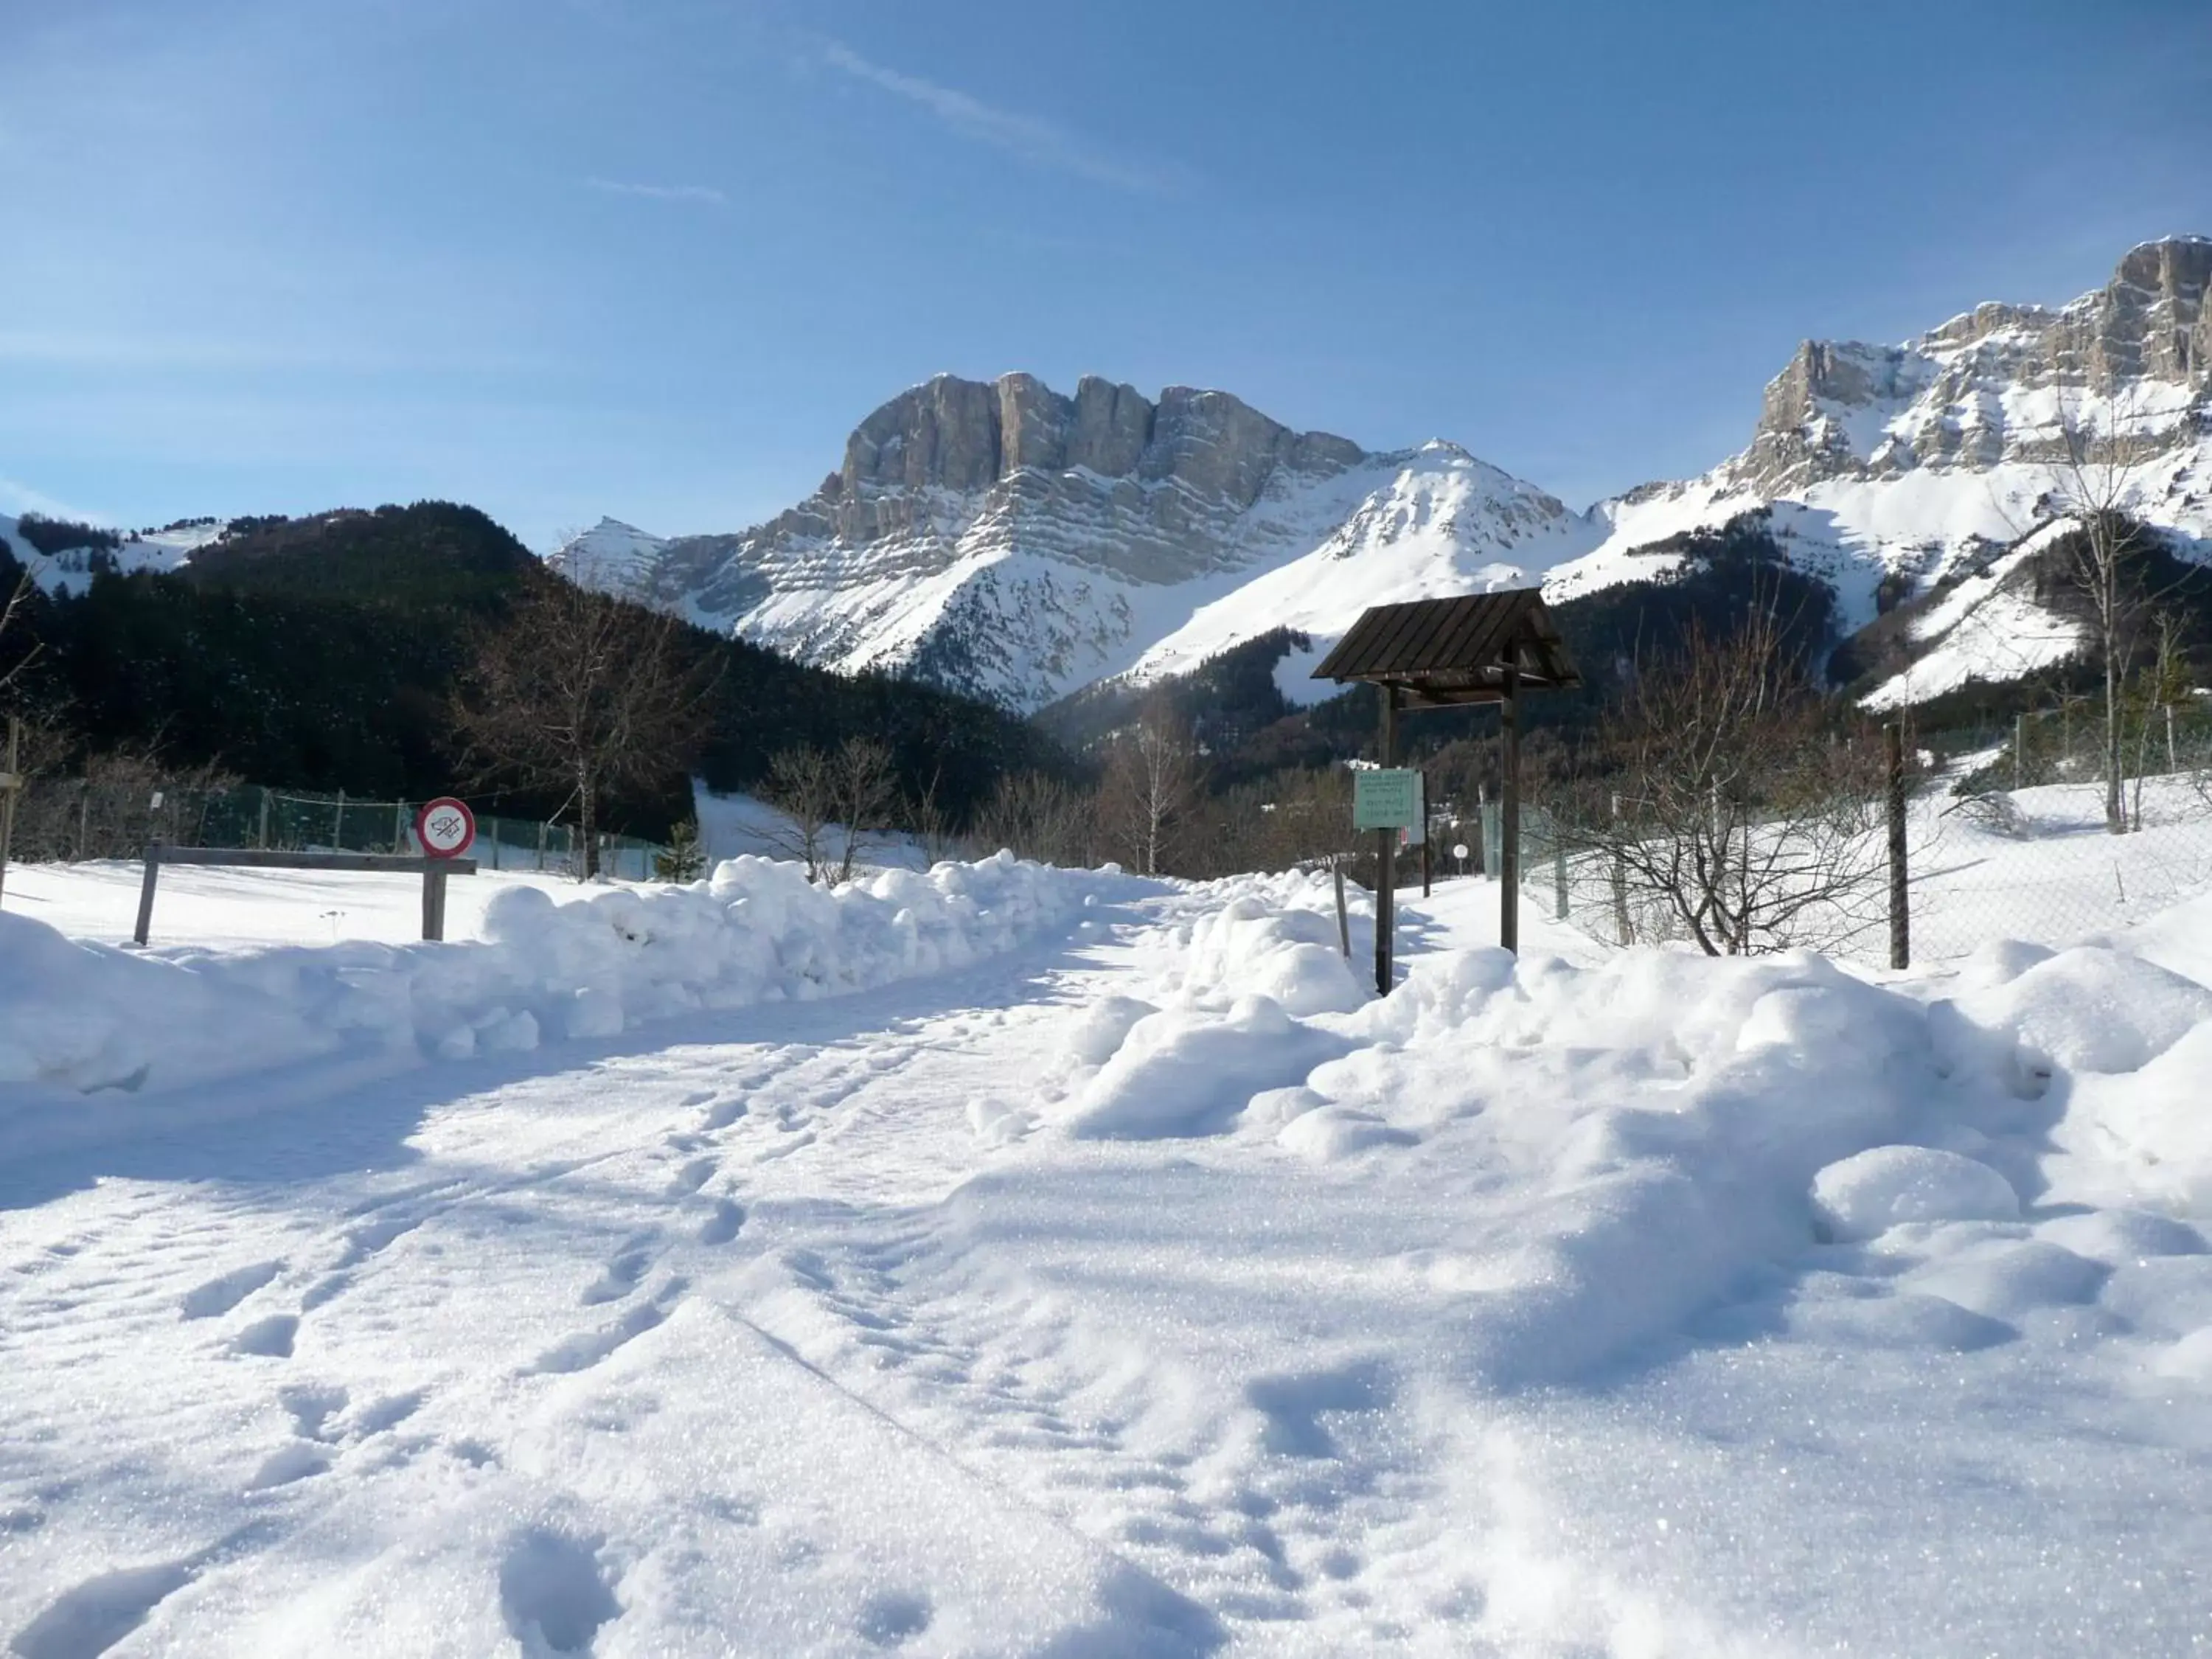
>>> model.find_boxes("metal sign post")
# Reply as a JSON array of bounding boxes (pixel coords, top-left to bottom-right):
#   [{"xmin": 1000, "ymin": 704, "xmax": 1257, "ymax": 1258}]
[{"xmin": 413, "ymin": 797, "xmax": 478, "ymax": 942}]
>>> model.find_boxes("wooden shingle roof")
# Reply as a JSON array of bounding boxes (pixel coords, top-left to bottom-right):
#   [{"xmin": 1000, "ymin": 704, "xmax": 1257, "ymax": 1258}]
[{"xmin": 1310, "ymin": 590, "xmax": 1579, "ymax": 706}]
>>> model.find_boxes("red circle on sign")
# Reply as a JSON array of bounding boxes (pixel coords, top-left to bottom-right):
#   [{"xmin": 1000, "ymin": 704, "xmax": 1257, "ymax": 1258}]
[{"xmin": 415, "ymin": 796, "xmax": 476, "ymax": 859}]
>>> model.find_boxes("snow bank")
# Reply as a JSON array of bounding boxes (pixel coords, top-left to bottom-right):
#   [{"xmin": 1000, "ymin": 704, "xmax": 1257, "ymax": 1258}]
[
  {"xmin": 1810, "ymin": 1145, "xmax": 2020, "ymax": 1241},
  {"xmin": 0, "ymin": 853, "xmax": 1107, "ymax": 1102}
]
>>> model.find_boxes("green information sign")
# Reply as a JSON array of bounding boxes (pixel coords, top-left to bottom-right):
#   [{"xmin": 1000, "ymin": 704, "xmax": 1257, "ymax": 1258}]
[{"xmin": 1353, "ymin": 768, "xmax": 1423, "ymax": 832}]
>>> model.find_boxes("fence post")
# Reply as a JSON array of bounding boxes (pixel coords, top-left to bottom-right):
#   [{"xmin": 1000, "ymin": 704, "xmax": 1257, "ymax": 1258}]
[
  {"xmin": 1332, "ymin": 858, "xmax": 1350, "ymax": 958},
  {"xmin": 392, "ymin": 799, "xmax": 408, "ymax": 854},
  {"xmin": 2013, "ymin": 713, "xmax": 2025, "ymax": 793},
  {"xmin": 257, "ymin": 787, "xmax": 271, "ymax": 849},
  {"xmin": 1554, "ymin": 830, "xmax": 1568, "ymax": 922},
  {"xmin": 1885, "ymin": 722, "xmax": 1910, "ymax": 971},
  {"xmin": 77, "ymin": 779, "xmax": 90, "ymax": 861},
  {"xmin": 2166, "ymin": 703, "xmax": 2177, "ymax": 776},
  {"xmin": 538, "ymin": 820, "xmax": 548, "ymax": 872},
  {"xmin": 133, "ymin": 842, "xmax": 164, "ymax": 946},
  {"xmin": 0, "ymin": 715, "xmax": 19, "ymax": 910},
  {"xmin": 333, "ymin": 789, "xmax": 346, "ymax": 851},
  {"xmin": 1609, "ymin": 793, "xmax": 1630, "ymax": 946},
  {"xmin": 489, "ymin": 817, "xmax": 501, "ymax": 872}
]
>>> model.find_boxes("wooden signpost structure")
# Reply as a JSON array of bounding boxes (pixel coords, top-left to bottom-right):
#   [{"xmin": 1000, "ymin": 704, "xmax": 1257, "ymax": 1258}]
[
  {"xmin": 133, "ymin": 796, "xmax": 481, "ymax": 947},
  {"xmin": 1312, "ymin": 590, "xmax": 1581, "ymax": 992}
]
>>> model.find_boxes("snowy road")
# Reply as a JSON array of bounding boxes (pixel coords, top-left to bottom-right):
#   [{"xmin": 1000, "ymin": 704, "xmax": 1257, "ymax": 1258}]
[{"xmin": 4, "ymin": 871, "xmax": 2211, "ymax": 1655}]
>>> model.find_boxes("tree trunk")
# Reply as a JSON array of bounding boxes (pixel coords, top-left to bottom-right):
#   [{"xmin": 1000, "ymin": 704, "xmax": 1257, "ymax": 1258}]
[
  {"xmin": 578, "ymin": 774, "xmax": 599, "ymax": 879},
  {"xmin": 2105, "ymin": 649, "xmax": 2126, "ymax": 835}
]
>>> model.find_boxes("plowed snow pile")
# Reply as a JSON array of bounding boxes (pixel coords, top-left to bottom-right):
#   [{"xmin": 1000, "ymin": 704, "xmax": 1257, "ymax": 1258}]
[{"xmin": 1, "ymin": 861, "xmax": 2208, "ymax": 1654}]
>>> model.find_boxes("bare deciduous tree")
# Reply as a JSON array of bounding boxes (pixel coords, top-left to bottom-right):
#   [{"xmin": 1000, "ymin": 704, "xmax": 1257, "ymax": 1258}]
[
  {"xmin": 0, "ymin": 568, "xmax": 36, "ymax": 703},
  {"xmin": 970, "ymin": 771, "xmax": 1096, "ymax": 868},
  {"xmin": 2045, "ymin": 372, "xmax": 2168, "ymax": 835},
  {"xmin": 762, "ymin": 737, "xmax": 899, "ymax": 886},
  {"xmin": 1098, "ymin": 700, "xmax": 1198, "ymax": 877},
  {"xmin": 451, "ymin": 571, "xmax": 709, "ymax": 879},
  {"xmin": 1558, "ymin": 606, "xmax": 1891, "ymax": 956}
]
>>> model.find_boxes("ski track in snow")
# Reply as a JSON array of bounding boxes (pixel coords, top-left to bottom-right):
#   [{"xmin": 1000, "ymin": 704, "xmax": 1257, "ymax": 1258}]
[{"xmin": 3, "ymin": 877, "xmax": 2211, "ymax": 1655}]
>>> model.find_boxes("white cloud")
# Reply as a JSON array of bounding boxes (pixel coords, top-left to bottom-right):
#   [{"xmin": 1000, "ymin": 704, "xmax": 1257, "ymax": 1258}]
[
  {"xmin": 0, "ymin": 476, "xmax": 105, "ymax": 525},
  {"xmin": 817, "ymin": 40, "xmax": 1186, "ymax": 195},
  {"xmin": 584, "ymin": 176, "xmax": 728, "ymax": 206}
]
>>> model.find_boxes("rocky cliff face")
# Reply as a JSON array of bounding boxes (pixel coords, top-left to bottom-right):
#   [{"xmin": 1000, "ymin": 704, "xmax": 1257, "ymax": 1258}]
[{"xmin": 1733, "ymin": 236, "xmax": 2212, "ymax": 493}]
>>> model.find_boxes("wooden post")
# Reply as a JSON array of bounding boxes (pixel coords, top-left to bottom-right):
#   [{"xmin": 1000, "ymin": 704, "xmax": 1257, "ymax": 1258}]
[
  {"xmin": 2012, "ymin": 713, "xmax": 2025, "ymax": 793},
  {"xmin": 489, "ymin": 817, "xmax": 502, "ymax": 873},
  {"xmin": 0, "ymin": 715, "xmax": 20, "ymax": 909},
  {"xmin": 2166, "ymin": 703, "xmax": 2178, "ymax": 775},
  {"xmin": 422, "ymin": 866, "xmax": 449, "ymax": 942},
  {"xmin": 333, "ymin": 789, "xmax": 346, "ymax": 851},
  {"xmin": 1376, "ymin": 684, "xmax": 1399, "ymax": 995},
  {"xmin": 1332, "ymin": 858, "xmax": 1350, "ymax": 958},
  {"xmin": 1610, "ymin": 793, "xmax": 1630, "ymax": 947},
  {"xmin": 134, "ymin": 841, "xmax": 164, "ymax": 945},
  {"xmin": 1500, "ymin": 667, "xmax": 1520, "ymax": 955},
  {"xmin": 257, "ymin": 787, "xmax": 271, "ymax": 849},
  {"xmin": 1886, "ymin": 721, "xmax": 1910, "ymax": 971},
  {"xmin": 537, "ymin": 819, "xmax": 549, "ymax": 872},
  {"xmin": 77, "ymin": 779, "xmax": 89, "ymax": 861},
  {"xmin": 392, "ymin": 799, "xmax": 408, "ymax": 854}
]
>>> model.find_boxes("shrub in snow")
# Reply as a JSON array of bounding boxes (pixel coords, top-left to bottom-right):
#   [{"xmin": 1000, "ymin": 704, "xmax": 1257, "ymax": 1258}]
[{"xmin": 1810, "ymin": 1146, "xmax": 2020, "ymax": 1242}]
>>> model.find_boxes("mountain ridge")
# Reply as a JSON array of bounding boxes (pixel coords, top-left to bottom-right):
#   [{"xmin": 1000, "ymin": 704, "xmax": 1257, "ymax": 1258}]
[{"xmin": 559, "ymin": 236, "xmax": 2212, "ymax": 714}]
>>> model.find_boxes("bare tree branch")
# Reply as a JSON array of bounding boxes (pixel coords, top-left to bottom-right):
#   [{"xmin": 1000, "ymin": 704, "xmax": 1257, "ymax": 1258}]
[{"xmin": 449, "ymin": 567, "xmax": 710, "ymax": 879}]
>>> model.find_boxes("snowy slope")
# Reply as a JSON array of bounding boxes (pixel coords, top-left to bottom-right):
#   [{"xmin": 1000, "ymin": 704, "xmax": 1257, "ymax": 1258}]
[
  {"xmin": 5, "ymin": 861, "xmax": 2212, "ymax": 1651},
  {"xmin": 1126, "ymin": 442, "xmax": 1602, "ymax": 694},
  {"xmin": 543, "ymin": 517, "xmax": 672, "ymax": 596},
  {"xmin": 1, "ymin": 511, "xmax": 226, "ymax": 597}
]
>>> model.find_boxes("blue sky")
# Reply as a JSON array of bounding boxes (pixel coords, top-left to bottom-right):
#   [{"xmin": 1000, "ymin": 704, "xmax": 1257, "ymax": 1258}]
[{"xmin": 1, "ymin": 0, "xmax": 2206, "ymax": 548}]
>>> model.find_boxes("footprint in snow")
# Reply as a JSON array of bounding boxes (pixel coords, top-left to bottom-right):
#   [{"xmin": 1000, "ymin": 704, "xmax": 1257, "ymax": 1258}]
[
  {"xmin": 527, "ymin": 1279, "xmax": 686, "ymax": 1376},
  {"xmin": 10, "ymin": 1557, "xmax": 201, "ymax": 1659},
  {"xmin": 699, "ymin": 1200, "xmax": 746, "ymax": 1245},
  {"xmin": 580, "ymin": 1239, "xmax": 657, "ymax": 1305},
  {"xmin": 498, "ymin": 1528, "xmax": 621, "ymax": 1656},
  {"xmin": 179, "ymin": 1260, "xmax": 283, "ymax": 1320},
  {"xmin": 279, "ymin": 1383, "xmax": 349, "ymax": 1441},
  {"xmin": 229, "ymin": 1315, "xmax": 300, "ymax": 1360},
  {"xmin": 666, "ymin": 1158, "xmax": 718, "ymax": 1197}
]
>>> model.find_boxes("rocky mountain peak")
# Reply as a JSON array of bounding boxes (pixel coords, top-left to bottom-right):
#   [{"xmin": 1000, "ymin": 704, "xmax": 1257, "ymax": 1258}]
[
  {"xmin": 1734, "ymin": 237, "xmax": 2212, "ymax": 493},
  {"xmin": 834, "ymin": 372, "xmax": 1364, "ymax": 512}
]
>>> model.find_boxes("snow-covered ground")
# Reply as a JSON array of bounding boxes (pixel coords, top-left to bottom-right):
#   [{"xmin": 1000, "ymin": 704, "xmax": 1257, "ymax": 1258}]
[{"xmin": 3, "ymin": 852, "xmax": 2211, "ymax": 1655}]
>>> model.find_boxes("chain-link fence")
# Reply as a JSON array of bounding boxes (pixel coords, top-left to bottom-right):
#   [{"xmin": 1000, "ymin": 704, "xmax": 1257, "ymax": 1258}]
[
  {"xmin": 1465, "ymin": 712, "xmax": 2212, "ymax": 970},
  {"xmin": 4, "ymin": 773, "xmax": 669, "ymax": 881}
]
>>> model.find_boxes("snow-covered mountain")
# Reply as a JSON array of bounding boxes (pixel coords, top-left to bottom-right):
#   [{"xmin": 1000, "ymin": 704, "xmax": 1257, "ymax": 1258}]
[
  {"xmin": 553, "ymin": 376, "xmax": 1600, "ymax": 712},
  {"xmin": 1548, "ymin": 236, "xmax": 2212, "ymax": 705},
  {"xmin": 1, "ymin": 512, "xmax": 227, "ymax": 595},
  {"xmin": 566, "ymin": 235, "xmax": 2212, "ymax": 713}
]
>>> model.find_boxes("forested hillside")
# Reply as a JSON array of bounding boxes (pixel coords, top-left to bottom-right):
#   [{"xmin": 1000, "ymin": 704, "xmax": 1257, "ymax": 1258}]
[{"xmin": 0, "ymin": 502, "xmax": 1063, "ymax": 842}]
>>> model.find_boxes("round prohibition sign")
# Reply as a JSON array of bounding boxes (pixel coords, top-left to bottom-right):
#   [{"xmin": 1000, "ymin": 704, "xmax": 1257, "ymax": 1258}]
[{"xmin": 415, "ymin": 796, "xmax": 477, "ymax": 859}]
